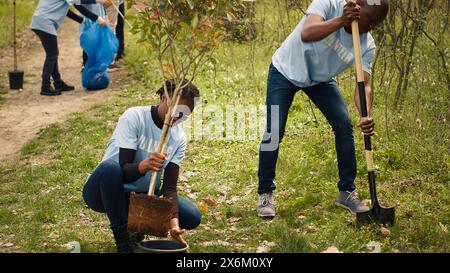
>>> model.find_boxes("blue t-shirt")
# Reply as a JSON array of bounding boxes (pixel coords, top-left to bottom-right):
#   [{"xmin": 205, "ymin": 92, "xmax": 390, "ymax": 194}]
[
  {"xmin": 101, "ymin": 106, "xmax": 187, "ymax": 193},
  {"xmin": 30, "ymin": 0, "xmax": 95, "ymax": 35},
  {"xmin": 272, "ymin": 0, "xmax": 376, "ymax": 88}
]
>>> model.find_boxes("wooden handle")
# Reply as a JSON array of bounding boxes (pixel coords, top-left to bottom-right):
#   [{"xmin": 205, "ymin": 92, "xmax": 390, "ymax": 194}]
[
  {"xmin": 147, "ymin": 89, "xmax": 184, "ymax": 196},
  {"xmin": 13, "ymin": 0, "xmax": 17, "ymax": 71},
  {"xmin": 351, "ymin": 21, "xmax": 364, "ymax": 83}
]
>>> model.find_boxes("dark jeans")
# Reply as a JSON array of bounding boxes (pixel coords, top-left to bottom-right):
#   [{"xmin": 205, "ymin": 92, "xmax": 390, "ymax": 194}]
[
  {"xmin": 258, "ymin": 63, "xmax": 357, "ymax": 194},
  {"xmin": 82, "ymin": 160, "xmax": 202, "ymax": 233},
  {"xmin": 32, "ymin": 29, "xmax": 63, "ymax": 90},
  {"xmin": 115, "ymin": 2, "xmax": 125, "ymax": 60}
]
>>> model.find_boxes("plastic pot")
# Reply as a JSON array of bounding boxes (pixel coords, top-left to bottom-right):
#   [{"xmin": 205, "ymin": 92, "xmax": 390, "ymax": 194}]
[
  {"xmin": 136, "ymin": 240, "xmax": 189, "ymax": 253},
  {"xmin": 8, "ymin": 70, "xmax": 24, "ymax": 90}
]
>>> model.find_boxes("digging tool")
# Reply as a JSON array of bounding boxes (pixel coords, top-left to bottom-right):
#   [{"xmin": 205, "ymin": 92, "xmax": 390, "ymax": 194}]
[
  {"xmin": 8, "ymin": 0, "xmax": 24, "ymax": 90},
  {"xmin": 349, "ymin": 14, "xmax": 395, "ymax": 226},
  {"xmin": 127, "ymin": 83, "xmax": 186, "ymax": 237}
]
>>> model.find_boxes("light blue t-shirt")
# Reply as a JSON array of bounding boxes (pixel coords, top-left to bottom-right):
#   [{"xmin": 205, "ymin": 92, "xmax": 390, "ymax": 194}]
[
  {"xmin": 101, "ymin": 106, "xmax": 187, "ymax": 193},
  {"xmin": 272, "ymin": 0, "xmax": 376, "ymax": 88},
  {"xmin": 81, "ymin": 3, "xmax": 105, "ymax": 18},
  {"xmin": 30, "ymin": 0, "xmax": 92, "ymax": 35}
]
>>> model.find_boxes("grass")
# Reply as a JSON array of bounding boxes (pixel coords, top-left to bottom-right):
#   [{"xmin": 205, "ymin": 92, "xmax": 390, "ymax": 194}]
[
  {"xmin": 0, "ymin": 3, "xmax": 449, "ymax": 253},
  {"xmin": 0, "ymin": 0, "xmax": 38, "ymax": 47}
]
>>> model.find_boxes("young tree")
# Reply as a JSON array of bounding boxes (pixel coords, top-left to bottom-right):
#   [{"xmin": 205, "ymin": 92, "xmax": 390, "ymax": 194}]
[{"xmin": 126, "ymin": 0, "xmax": 240, "ymax": 194}]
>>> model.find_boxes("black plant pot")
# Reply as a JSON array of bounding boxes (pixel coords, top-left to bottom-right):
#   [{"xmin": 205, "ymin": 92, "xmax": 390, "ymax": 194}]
[
  {"xmin": 8, "ymin": 70, "xmax": 24, "ymax": 90},
  {"xmin": 136, "ymin": 240, "xmax": 189, "ymax": 253}
]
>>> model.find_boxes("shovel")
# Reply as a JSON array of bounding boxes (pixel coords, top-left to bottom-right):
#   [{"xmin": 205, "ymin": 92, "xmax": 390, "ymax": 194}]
[
  {"xmin": 349, "ymin": 18, "xmax": 395, "ymax": 226},
  {"xmin": 127, "ymin": 82, "xmax": 187, "ymax": 237},
  {"xmin": 8, "ymin": 0, "xmax": 24, "ymax": 90}
]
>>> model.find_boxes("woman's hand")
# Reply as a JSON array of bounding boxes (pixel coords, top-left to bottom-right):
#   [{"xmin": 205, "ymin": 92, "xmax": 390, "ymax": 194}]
[
  {"xmin": 138, "ymin": 152, "xmax": 168, "ymax": 174},
  {"xmin": 170, "ymin": 226, "xmax": 187, "ymax": 245},
  {"xmin": 96, "ymin": 16, "xmax": 107, "ymax": 27}
]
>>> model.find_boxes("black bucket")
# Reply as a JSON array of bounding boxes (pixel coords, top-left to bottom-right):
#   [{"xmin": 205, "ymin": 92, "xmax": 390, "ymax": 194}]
[
  {"xmin": 8, "ymin": 71, "xmax": 24, "ymax": 90},
  {"xmin": 136, "ymin": 240, "xmax": 189, "ymax": 253}
]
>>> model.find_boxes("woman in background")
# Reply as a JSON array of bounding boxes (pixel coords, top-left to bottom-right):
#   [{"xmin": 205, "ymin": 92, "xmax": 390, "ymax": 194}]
[{"xmin": 30, "ymin": 0, "xmax": 110, "ymax": 96}]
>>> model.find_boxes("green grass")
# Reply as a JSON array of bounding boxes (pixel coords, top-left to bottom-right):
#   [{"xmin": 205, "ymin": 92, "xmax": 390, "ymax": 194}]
[
  {"xmin": 0, "ymin": 0, "xmax": 38, "ymax": 47},
  {"xmin": 0, "ymin": 2, "xmax": 448, "ymax": 253}
]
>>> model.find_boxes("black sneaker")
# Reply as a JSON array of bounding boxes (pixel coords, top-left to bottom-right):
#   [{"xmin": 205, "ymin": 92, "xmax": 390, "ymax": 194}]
[
  {"xmin": 54, "ymin": 81, "xmax": 75, "ymax": 92},
  {"xmin": 40, "ymin": 86, "xmax": 61, "ymax": 96},
  {"xmin": 113, "ymin": 230, "xmax": 133, "ymax": 253}
]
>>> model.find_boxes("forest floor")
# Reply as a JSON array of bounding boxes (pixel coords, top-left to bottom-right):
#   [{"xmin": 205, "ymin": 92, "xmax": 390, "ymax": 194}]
[{"xmin": 0, "ymin": 7, "xmax": 448, "ymax": 253}]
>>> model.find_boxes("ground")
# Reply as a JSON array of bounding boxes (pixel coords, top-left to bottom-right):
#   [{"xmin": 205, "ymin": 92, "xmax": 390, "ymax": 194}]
[
  {"xmin": 0, "ymin": 20, "xmax": 124, "ymax": 163},
  {"xmin": 0, "ymin": 4, "xmax": 448, "ymax": 253}
]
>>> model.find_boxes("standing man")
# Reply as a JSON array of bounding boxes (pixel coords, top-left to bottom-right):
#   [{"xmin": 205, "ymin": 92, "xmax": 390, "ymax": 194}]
[
  {"xmin": 257, "ymin": 0, "xmax": 389, "ymax": 217},
  {"xmin": 115, "ymin": 0, "xmax": 125, "ymax": 62}
]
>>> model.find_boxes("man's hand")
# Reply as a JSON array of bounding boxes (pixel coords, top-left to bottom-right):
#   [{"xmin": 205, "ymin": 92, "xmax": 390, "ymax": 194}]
[
  {"xmin": 341, "ymin": 0, "xmax": 360, "ymax": 26},
  {"xmin": 96, "ymin": 16, "xmax": 107, "ymax": 27},
  {"xmin": 358, "ymin": 117, "xmax": 375, "ymax": 136},
  {"xmin": 96, "ymin": 0, "xmax": 112, "ymax": 5},
  {"xmin": 170, "ymin": 226, "xmax": 187, "ymax": 245},
  {"xmin": 139, "ymin": 152, "xmax": 168, "ymax": 173}
]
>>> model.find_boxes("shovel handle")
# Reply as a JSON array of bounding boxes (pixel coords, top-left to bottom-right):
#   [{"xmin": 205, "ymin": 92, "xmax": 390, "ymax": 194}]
[
  {"xmin": 148, "ymin": 121, "xmax": 171, "ymax": 196},
  {"xmin": 13, "ymin": 0, "xmax": 17, "ymax": 71},
  {"xmin": 147, "ymin": 89, "xmax": 184, "ymax": 196},
  {"xmin": 350, "ymin": 19, "xmax": 379, "ymax": 204}
]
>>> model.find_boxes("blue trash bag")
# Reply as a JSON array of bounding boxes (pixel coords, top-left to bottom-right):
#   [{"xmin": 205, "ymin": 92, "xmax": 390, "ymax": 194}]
[{"xmin": 80, "ymin": 20, "xmax": 118, "ymax": 90}]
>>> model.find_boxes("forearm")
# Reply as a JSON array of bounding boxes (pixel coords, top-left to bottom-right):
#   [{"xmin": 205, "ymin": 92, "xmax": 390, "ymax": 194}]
[
  {"xmin": 66, "ymin": 9, "xmax": 84, "ymax": 24},
  {"xmin": 301, "ymin": 16, "xmax": 345, "ymax": 42},
  {"xmin": 354, "ymin": 85, "xmax": 373, "ymax": 117},
  {"xmin": 119, "ymin": 148, "xmax": 144, "ymax": 183},
  {"xmin": 170, "ymin": 218, "xmax": 180, "ymax": 229},
  {"xmin": 162, "ymin": 162, "xmax": 180, "ymax": 218},
  {"xmin": 74, "ymin": 4, "xmax": 99, "ymax": 22}
]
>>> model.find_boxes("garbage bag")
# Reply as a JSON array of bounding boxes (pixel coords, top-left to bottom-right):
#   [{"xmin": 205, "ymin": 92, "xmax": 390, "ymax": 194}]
[{"xmin": 80, "ymin": 19, "xmax": 118, "ymax": 90}]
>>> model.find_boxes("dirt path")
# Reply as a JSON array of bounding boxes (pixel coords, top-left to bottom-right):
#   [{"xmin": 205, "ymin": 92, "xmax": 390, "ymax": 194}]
[{"xmin": 0, "ymin": 20, "xmax": 125, "ymax": 163}]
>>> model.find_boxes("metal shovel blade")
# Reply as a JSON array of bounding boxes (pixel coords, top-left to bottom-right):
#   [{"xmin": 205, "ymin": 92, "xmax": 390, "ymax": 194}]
[
  {"xmin": 127, "ymin": 192, "xmax": 175, "ymax": 237},
  {"xmin": 356, "ymin": 203, "xmax": 395, "ymax": 227}
]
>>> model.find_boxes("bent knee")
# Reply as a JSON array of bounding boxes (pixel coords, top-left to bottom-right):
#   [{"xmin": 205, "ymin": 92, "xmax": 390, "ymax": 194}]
[
  {"xmin": 98, "ymin": 160, "xmax": 122, "ymax": 179},
  {"xmin": 180, "ymin": 207, "xmax": 202, "ymax": 230}
]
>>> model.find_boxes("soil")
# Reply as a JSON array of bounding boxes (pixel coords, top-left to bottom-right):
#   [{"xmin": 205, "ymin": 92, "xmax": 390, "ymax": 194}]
[{"xmin": 0, "ymin": 20, "xmax": 125, "ymax": 164}]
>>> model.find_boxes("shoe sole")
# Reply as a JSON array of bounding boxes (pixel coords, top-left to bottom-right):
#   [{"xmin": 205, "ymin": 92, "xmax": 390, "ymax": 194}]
[
  {"xmin": 56, "ymin": 89, "xmax": 74, "ymax": 92},
  {"xmin": 335, "ymin": 202, "xmax": 356, "ymax": 213},
  {"xmin": 40, "ymin": 93, "xmax": 61, "ymax": 96},
  {"xmin": 257, "ymin": 209, "xmax": 275, "ymax": 219}
]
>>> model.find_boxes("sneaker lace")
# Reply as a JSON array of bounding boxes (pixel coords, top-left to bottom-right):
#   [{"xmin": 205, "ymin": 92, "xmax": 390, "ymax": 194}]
[
  {"xmin": 346, "ymin": 191, "xmax": 360, "ymax": 205},
  {"xmin": 261, "ymin": 193, "xmax": 272, "ymax": 206}
]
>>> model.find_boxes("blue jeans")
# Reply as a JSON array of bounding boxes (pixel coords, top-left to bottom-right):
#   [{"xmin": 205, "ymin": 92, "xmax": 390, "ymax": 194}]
[
  {"xmin": 258, "ymin": 64, "xmax": 357, "ymax": 194},
  {"xmin": 82, "ymin": 160, "xmax": 202, "ymax": 233}
]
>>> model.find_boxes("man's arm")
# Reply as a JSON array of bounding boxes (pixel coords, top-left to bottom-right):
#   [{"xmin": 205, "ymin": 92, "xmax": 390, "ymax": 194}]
[
  {"xmin": 301, "ymin": 1, "xmax": 361, "ymax": 42},
  {"xmin": 355, "ymin": 72, "xmax": 375, "ymax": 135}
]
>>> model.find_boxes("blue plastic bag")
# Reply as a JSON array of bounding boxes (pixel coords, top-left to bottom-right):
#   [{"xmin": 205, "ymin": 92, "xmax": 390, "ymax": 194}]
[{"xmin": 80, "ymin": 20, "xmax": 118, "ymax": 90}]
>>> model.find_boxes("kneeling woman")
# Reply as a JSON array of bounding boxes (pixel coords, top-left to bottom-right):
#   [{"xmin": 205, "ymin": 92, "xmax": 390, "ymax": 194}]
[{"xmin": 83, "ymin": 81, "xmax": 202, "ymax": 252}]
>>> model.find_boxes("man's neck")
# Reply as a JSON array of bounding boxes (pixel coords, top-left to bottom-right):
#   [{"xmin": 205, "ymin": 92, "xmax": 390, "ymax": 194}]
[{"xmin": 151, "ymin": 106, "xmax": 164, "ymax": 129}]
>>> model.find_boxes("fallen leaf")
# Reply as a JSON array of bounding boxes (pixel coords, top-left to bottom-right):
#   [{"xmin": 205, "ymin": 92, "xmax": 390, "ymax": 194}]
[
  {"xmin": 201, "ymin": 198, "xmax": 219, "ymax": 207},
  {"xmin": 227, "ymin": 217, "xmax": 241, "ymax": 223},
  {"xmin": 405, "ymin": 210, "xmax": 414, "ymax": 218},
  {"xmin": 366, "ymin": 241, "xmax": 381, "ymax": 253},
  {"xmin": 305, "ymin": 225, "xmax": 318, "ymax": 233},
  {"xmin": 198, "ymin": 203, "xmax": 208, "ymax": 214},
  {"xmin": 361, "ymin": 199, "xmax": 371, "ymax": 207},
  {"xmin": 321, "ymin": 246, "xmax": 343, "ymax": 253},
  {"xmin": 380, "ymin": 227, "xmax": 391, "ymax": 237},
  {"xmin": 3, "ymin": 243, "xmax": 14, "ymax": 248},
  {"xmin": 256, "ymin": 241, "xmax": 275, "ymax": 253}
]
